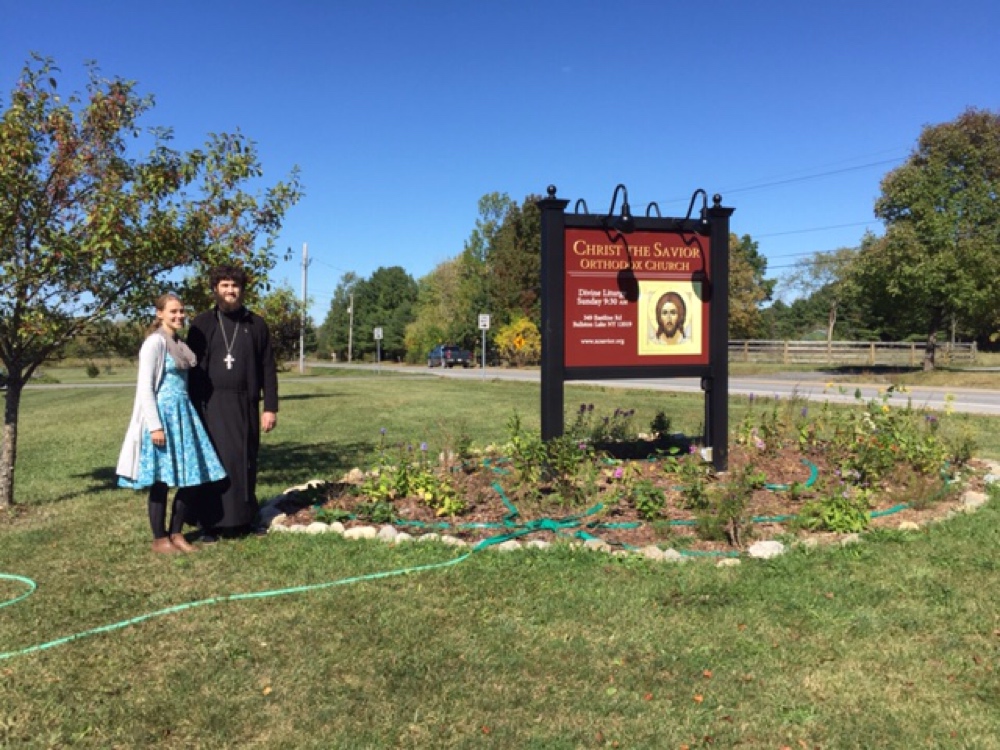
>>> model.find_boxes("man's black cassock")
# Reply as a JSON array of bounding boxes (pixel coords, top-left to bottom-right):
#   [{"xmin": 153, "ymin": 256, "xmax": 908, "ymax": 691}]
[{"xmin": 182, "ymin": 306, "xmax": 278, "ymax": 529}]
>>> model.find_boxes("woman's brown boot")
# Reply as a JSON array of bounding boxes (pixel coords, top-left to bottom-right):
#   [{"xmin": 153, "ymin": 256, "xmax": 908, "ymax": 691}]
[
  {"xmin": 152, "ymin": 537, "xmax": 180, "ymax": 554},
  {"xmin": 169, "ymin": 534, "xmax": 198, "ymax": 553}
]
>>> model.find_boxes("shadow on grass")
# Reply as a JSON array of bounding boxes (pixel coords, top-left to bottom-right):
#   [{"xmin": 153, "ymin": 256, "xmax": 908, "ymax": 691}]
[
  {"xmin": 277, "ymin": 393, "xmax": 340, "ymax": 402},
  {"xmin": 823, "ymin": 365, "xmax": 920, "ymax": 376},
  {"xmin": 258, "ymin": 439, "xmax": 375, "ymax": 493},
  {"xmin": 48, "ymin": 440, "xmax": 376, "ymax": 508}
]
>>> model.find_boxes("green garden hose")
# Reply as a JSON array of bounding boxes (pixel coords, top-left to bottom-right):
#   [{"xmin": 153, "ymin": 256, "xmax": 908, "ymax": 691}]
[
  {"xmin": 0, "ymin": 457, "xmax": 933, "ymax": 662},
  {"xmin": 0, "ymin": 553, "xmax": 471, "ymax": 662}
]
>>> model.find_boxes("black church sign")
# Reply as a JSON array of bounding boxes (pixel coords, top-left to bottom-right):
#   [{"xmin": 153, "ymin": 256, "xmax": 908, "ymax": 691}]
[{"xmin": 536, "ymin": 185, "xmax": 734, "ymax": 471}]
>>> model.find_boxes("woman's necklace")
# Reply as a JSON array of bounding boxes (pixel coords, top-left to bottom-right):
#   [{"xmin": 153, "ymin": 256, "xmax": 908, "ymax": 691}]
[{"xmin": 217, "ymin": 311, "xmax": 238, "ymax": 370}]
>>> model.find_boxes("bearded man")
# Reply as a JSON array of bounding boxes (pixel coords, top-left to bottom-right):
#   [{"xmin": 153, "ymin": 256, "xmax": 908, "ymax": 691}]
[{"xmin": 180, "ymin": 264, "xmax": 278, "ymax": 538}]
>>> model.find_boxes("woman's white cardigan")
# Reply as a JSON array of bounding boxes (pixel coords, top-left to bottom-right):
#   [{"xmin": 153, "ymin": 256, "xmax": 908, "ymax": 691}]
[{"xmin": 116, "ymin": 334, "xmax": 167, "ymax": 481}]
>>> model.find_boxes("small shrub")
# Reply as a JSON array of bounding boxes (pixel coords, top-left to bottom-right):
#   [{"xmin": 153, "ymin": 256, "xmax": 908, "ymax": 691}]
[
  {"xmin": 631, "ymin": 479, "xmax": 666, "ymax": 520},
  {"xmin": 315, "ymin": 507, "xmax": 352, "ymax": 524},
  {"xmin": 675, "ymin": 452, "xmax": 713, "ymax": 511},
  {"xmin": 506, "ymin": 412, "xmax": 547, "ymax": 488},
  {"xmin": 798, "ymin": 485, "xmax": 871, "ymax": 533},
  {"xmin": 696, "ymin": 464, "xmax": 764, "ymax": 547},
  {"xmin": 543, "ymin": 435, "xmax": 594, "ymax": 507},
  {"xmin": 567, "ymin": 404, "xmax": 639, "ymax": 444},
  {"xmin": 409, "ymin": 469, "xmax": 464, "ymax": 516},
  {"xmin": 650, "ymin": 410, "xmax": 672, "ymax": 438},
  {"xmin": 353, "ymin": 500, "xmax": 398, "ymax": 525}
]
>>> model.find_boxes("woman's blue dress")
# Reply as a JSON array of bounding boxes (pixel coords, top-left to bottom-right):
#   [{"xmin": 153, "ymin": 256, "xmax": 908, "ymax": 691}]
[{"xmin": 118, "ymin": 356, "xmax": 227, "ymax": 489}]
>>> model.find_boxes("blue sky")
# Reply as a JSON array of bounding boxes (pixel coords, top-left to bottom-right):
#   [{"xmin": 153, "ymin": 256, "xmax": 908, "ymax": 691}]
[{"xmin": 3, "ymin": 1, "xmax": 998, "ymax": 323}]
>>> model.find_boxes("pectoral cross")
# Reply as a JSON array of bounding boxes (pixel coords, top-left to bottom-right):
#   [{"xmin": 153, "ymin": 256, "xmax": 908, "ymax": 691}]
[{"xmin": 224, "ymin": 354, "xmax": 235, "ymax": 370}]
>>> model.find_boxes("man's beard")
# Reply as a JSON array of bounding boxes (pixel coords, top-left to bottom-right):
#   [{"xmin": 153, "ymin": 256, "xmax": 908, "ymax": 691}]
[
  {"xmin": 662, "ymin": 321, "xmax": 678, "ymax": 337},
  {"xmin": 216, "ymin": 296, "xmax": 242, "ymax": 313}
]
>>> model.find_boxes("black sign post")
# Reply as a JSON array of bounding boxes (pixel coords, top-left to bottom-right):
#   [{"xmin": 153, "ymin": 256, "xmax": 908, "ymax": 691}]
[{"xmin": 537, "ymin": 185, "xmax": 734, "ymax": 471}]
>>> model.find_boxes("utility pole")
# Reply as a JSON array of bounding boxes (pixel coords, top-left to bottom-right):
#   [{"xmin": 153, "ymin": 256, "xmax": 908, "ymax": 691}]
[
  {"xmin": 348, "ymin": 292, "xmax": 354, "ymax": 364},
  {"xmin": 299, "ymin": 242, "xmax": 308, "ymax": 374}
]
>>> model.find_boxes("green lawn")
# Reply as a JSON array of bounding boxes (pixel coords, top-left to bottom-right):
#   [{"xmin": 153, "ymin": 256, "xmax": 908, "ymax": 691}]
[{"xmin": 1, "ymin": 374, "xmax": 999, "ymax": 748}]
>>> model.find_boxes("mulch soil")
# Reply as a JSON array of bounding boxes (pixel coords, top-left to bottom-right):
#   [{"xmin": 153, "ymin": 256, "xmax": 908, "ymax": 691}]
[{"xmin": 273, "ymin": 443, "xmax": 990, "ymax": 554}]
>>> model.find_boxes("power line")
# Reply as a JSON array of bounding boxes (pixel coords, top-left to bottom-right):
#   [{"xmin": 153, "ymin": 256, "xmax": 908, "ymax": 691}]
[
  {"xmin": 309, "ymin": 257, "xmax": 354, "ymax": 275},
  {"xmin": 654, "ymin": 153, "xmax": 906, "ymax": 207},
  {"xmin": 755, "ymin": 220, "xmax": 878, "ymax": 239},
  {"xmin": 718, "ymin": 158, "xmax": 903, "ymax": 196},
  {"xmin": 767, "ymin": 251, "xmax": 861, "ymax": 272}
]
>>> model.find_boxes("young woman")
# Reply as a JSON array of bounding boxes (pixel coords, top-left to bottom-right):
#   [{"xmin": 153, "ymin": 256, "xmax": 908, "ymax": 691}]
[{"xmin": 116, "ymin": 293, "xmax": 227, "ymax": 553}]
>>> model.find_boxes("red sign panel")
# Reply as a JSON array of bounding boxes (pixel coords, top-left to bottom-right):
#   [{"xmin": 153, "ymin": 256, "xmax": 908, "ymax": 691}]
[{"xmin": 564, "ymin": 228, "xmax": 710, "ymax": 367}]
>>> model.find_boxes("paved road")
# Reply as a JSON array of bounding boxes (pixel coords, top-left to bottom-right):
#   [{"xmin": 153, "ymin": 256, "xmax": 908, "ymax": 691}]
[
  {"xmin": 309, "ymin": 362, "xmax": 1000, "ymax": 416},
  {"xmin": 21, "ymin": 362, "xmax": 1000, "ymax": 416}
]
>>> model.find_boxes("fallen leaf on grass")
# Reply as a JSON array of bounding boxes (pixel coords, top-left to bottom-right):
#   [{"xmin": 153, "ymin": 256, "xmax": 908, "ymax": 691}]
[{"xmin": 693, "ymin": 694, "xmax": 704, "ymax": 703}]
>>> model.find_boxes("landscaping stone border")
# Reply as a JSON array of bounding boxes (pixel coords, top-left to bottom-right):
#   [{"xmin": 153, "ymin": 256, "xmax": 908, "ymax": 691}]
[{"xmin": 261, "ymin": 460, "xmax": 1000, "ymax": 567}]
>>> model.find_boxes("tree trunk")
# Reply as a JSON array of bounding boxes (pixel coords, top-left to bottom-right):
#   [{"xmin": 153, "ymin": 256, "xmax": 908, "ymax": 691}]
[
  {"xmin": 923, "ymin": 329, "xmax": 938, "ymax": 372},
  {"xmin": 0, "ymin": 376, "xmax": 23, "ymax": 508},
  {"xmin": 923, "ymin": 309, "xmax": 947, "ymax": 372},
  {"xmin": 825, "ymin": 300, "xmax": 838, "ymax": 365}
]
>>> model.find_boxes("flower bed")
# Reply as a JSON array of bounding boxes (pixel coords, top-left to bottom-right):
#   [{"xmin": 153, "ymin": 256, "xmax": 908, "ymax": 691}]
[{"xmin": 271, "ymin": 391, "xmax": 992, "ymax": 553}]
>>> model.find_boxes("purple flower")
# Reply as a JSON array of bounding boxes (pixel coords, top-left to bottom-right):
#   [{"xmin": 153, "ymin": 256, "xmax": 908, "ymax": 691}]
[
  {"xmin": 801, "ymin": 407, "xmax": 809, "ymax": 418},
  {"xmin": 613, "ymin": 467, "xmax": 624, "ymax": 479},
  {"xmin": 380, "ymin": 427, "xmax": 387, "ymax": 435},
  {"xmin": 748, "ymin": 393, "xmax": 755, "ymax": 404},
  {"xmin": 420, "ymin": 442, "xmax": 428, "ymax": 452}
]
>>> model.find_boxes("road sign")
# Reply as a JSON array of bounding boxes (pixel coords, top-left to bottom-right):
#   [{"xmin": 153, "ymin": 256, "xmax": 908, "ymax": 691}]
[
  {"xmin": 478, "ymin": 314, "xmax": 490, "ymax": 330},
  {"xmin": 373, "ymin": 327, "xmax": 383, "ymax": 340}
]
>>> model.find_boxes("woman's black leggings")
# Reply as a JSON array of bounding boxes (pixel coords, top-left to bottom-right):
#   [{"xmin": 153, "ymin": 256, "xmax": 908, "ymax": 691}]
[{"xmin": 148, "ymin": 482, "xmax": 190, "ymax": 539}]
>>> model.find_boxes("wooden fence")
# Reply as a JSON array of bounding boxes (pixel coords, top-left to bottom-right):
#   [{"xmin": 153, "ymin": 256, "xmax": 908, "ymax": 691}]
[{"xmin": 728, "ymin": 340, "xmax": 978, "ymax": 367}]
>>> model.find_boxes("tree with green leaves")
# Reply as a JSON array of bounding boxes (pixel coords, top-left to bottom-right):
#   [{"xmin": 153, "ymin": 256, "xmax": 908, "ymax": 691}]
[
  {"xmin": 256, "ymin": 284, "xmax": 313, "ymax": 369},
  {"xmin": 406, "ymin": 192, "xmax": 530, "ymax": 361},
  {"xmin": 0, "ymin": 56, "xmax": 301, "ymax": 507},
  {"xmin": 728, "ymin": 233, "xmax": 775, "ymax": 338},
  {"xmin": 783, "ymin": 246, "xmax": 861, "ymax": 344},
  {"xmin": 488, "ymin": 194, "xmax": 543, "ymax": 329},
  {"xmin": 350, "ymin": 266, "xmax": 418, "ymax": 361},
  {"xmin": 454, "ymin": 192, "xmax": 517, "ymax": 350},
  {"xmin": 317, "ymin": 271, "xmax": 360, "ymax": 360},
  {"xmin": 858, "ymin": 108, "xmax": 1000, "ymax": 369},
  {"xmin": 405, "ymin": 259, "xmax": 464, "ymax": 364}
]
